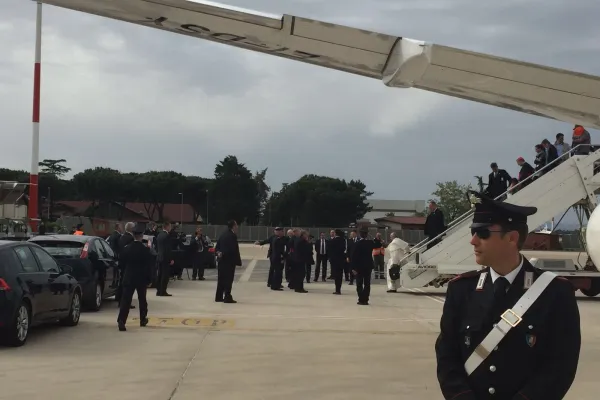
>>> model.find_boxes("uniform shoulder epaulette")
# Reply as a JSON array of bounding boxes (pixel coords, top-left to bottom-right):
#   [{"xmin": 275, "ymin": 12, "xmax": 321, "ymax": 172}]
[{"xmin": 449, "ymin": 269, "xmax": 484, "ymax": 283}]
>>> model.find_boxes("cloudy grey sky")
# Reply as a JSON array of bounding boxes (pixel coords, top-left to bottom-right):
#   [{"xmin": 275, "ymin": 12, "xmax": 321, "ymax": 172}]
[{"xmin": 1, "ymin": 0, "xmax": 599, "ymax": 202}]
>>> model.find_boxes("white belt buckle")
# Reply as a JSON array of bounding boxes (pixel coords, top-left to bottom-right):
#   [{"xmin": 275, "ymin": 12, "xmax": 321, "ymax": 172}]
[{"xmin": 500, "ymin": 309, "xmax": 522, "ymax": 328}]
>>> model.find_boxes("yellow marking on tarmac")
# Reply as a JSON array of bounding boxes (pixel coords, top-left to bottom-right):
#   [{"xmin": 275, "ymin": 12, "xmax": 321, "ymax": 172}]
[
  {"xmin": 129, "ymin": 321, "xmax": 435, "ymax": 335},
  {"xmin": 224, "ymin": 327, "xmax": 439, "ymax": 336},
  {"xmin": 132, "ymin": 317, "xmax": 235, "ymax": 329}
]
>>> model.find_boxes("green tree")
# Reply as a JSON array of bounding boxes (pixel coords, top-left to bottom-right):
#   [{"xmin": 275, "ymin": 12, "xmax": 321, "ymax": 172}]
[
  {"xmin": 0, "ymin": 168, "xmax": 29, "ymax": 183},
  {"xmin": 211, "ymin": 156, "xmax": 260, "ymax": 224},
  {"xmin": 136, "ymin": 171, "xmax": 187, "ymax": 221},
  {"xmin": 72, "ymin": 167, "xmax": 125, "ymax": 209},
  {"xmin": 266, "ymin": 175, "xmax": 372, "ymax": 226},
  {"xmin": 253, "ymin": 168, "xmax": 270, "ymax": 224},
  {"xmin": 348, "ymin": 179, "xmax": 374, "ymax": 220},
  {"xmin": 38, "ymin": 159, "xmax": 71, "ymax": 178},
  {"xmin": 38, "ymin": 174, "xmax": 76, "ymax": 219},
  {"xmin": 430, "ymin": 180, "xmax": 472, "ymax": 222},
  {"xmin": 182, "ymin": 176, "xmax": 213, "ymax": 223}
]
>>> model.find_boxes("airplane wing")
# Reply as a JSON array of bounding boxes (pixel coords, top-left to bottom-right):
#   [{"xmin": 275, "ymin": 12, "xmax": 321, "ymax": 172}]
[{"xmin": 41, "ymin": 0, "xmax": 600, "ymax": 128}]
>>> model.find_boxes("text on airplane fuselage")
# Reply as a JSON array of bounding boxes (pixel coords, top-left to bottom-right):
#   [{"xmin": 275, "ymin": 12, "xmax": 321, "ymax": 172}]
[{"xmin": 139, "ymin": 16, "xmax": 320, "ymax": 60}]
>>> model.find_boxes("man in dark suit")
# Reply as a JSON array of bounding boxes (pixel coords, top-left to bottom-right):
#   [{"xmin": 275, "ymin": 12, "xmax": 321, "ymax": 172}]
[
  {"xmin": 255, "ymin": 228, "xmax": 278, "ymax": 287},
  {"xmin": 284, "ymin": 229, "xmax": 295, "ymax": 282},
  {"xmin": 487, "ymin": 162, "xmax": 512, "ymax": 200},
  {"xmin": 329, "ymin": 229, "xmax": 347, "ymax": 295},
  {"xmin": 345, "ymin": 230, "xmax": 357, "ymax": 285},
  {"xmin": 541, "ymin": 138, "xmax": 560, "ymax": 171},
  {"xmin": 425, "ymin": 201, "xmax": 446, "ymax": 249},
  {"xmin": 116, "ymin": 222, "xmax": 135, "ymax": 307},
  {"xmin": 516, "ymin": 157, "xmax": 535, "ymax": 188},
  {"xmin": 215, "ymin": 220, "xmax": 242, "ymax": 303},
  {"xmin": 292, "ymin": 230, "xmax": 311, "ymax": 293},
  {"xmin": 267, "ymin": 227, "xmax": 287, "ymax": 291},
  {"xmin": 116, "ymin": 223, "xmax": 154, "ymax": 331},
  {"xmin": 435, "ymin": 191, "xmax": 581, "ymax": 400},
  {"xmin": 107, "ymin": 223, "xmax": 123, "ymax": 255},
  {"xmin": 314, "ymin": 232, "xmax": 328, "ymax": 282},
  {"xmin": 350, "ymin": 228, "xmax": 375, "ymax": 305},
  {"xmin": 286, "ymin": 228, "xmax": 301, "ymax": 290},
  {"xmin": 190, "ymin": 226, "xmax": 208, "ymax": 281},
  {"xmin": 155, "ymin": 221, "xmax": 174, "ymax": 296}
]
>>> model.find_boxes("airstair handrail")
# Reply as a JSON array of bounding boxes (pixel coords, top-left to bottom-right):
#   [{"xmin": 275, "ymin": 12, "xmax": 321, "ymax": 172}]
[{"xmin": 398, "ymin": 143, "xmax": 599, "ymax": 264}]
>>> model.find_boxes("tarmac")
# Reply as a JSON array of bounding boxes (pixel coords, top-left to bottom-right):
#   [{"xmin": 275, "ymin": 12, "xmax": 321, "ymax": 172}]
[{"xmin": 0, "ymin": 244, "xmax": 598, "ymax": 400}]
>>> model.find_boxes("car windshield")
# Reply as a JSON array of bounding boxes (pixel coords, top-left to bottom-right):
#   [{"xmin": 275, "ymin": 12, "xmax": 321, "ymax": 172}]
[{"xmin": 33, "ymin": 241, "xmax": 84, "ymax": 258}]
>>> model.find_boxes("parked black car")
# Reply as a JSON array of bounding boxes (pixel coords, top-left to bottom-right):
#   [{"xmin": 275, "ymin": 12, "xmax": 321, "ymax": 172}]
[
  {"xmin": 29, "ymin": 235, "xmax": 119, "ymax": 311},
  {"xmin": 0, "ymin": 241, "xmax": 82, "ymax": 347}
]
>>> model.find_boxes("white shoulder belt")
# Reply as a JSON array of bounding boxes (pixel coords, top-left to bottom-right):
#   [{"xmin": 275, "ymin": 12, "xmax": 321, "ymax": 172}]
[{"xmin": 464, "ymin": 271, "xmax": 557, "ymax": 375}]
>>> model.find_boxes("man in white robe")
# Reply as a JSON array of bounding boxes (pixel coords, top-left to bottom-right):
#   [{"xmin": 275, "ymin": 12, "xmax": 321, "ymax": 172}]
[{"xmin": 386, "ymin": 232, "xmax": 410, "ymax": 292}]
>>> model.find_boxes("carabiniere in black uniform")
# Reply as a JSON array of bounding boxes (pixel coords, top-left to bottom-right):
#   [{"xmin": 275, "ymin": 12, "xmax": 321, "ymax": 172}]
[
  {"xmin": 117, "ymin": 223, "xmax": 154, "ymax": 331},
  {"xmin": 435, "ymin": 191, "xmax": 581, "ymax": 400},
  {"xmin": 268, "ymin": 227, "xmax": 287, "ymax": 291}
]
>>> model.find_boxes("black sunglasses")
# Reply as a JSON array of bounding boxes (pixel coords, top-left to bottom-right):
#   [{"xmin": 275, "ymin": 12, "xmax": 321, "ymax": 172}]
[{"xmin": 471, "ymin": 228, "xmax": 505, "ymax": 239}]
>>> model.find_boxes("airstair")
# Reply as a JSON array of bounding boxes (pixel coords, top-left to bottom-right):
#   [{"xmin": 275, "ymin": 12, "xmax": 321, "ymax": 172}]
[{"xmin": 400, "ymin": 145, "xmax": 600, "ymax": 288}]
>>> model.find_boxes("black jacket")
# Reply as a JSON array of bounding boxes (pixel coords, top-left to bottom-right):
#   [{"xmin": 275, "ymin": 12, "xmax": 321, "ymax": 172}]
[
  {"xmin": 107, "ymin": 230, "xmax": 121, "ymax": 254},
  {"xmin": 293, "ymin": 238, "xmax": 313, "ymax": 265},
  {"xmin": 350, "ymin": 238, "xmax": 375, "ymax": 273},
  {"xmin": 487, "ymin": 169, "xmax": 512, "ymax": 198},
  {"xmin": 328, "ymin": 236, "xmax": 346, "ymax": 264},
  {"xmin": 269, "ymin": 236, "xmax": 287, "ymax": 264},
  {"xmin": 117, "ymin": 232, "xmax": 134, "ymax": 264},
  {"xmin": 258, "ymin": 235, "xmax": 276, "ymax": 258},
  {"xmin": 119, "ymin": 240, "xmax": 154, "ymax": 286},
  {"xmin": 216, "ymin": 229, "xmax": 242, "ymax": 267},
  {"xmin": 518, "ymin": 162, "xmax": 535, "ymax": 186},
  {"xmin": 346, "ymin": 237, "xmax": 357, "ymax": 261},
  {"xmin": 314, "ymin": 237, "xmax": 328, "ymax": 256},
  {"xmin": 156, "ymin": 230, "xmax": 173, "ymax": 263},
  {"xmin": 425, "ymin": 208, "xmax": 446, "ymax": 238},
  {"xmin": 435, "ymin": 258, "xmax": 580, "ymax": 400}
]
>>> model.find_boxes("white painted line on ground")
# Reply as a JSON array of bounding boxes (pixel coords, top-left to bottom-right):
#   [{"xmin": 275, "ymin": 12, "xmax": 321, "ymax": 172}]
[
  {"xmin": 239, "ymin": 259, "xmax": 258, "ymax": 282},
  {"xmin": 407, "ymin": 288, "xmax": 446, "ymax": 305}
]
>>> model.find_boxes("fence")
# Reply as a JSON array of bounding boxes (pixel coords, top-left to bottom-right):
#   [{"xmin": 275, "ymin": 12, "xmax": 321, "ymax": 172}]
[{"xmin": 54, "ymin": 216, "xmax": 426, "ymax": 244}]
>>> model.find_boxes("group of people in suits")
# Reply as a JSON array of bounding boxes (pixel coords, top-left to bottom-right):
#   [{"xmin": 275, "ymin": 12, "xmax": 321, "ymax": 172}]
[
  {"xmin": 258, "ymin": 227, "xmax": 379, "ymax": 304},
  {"xmin": 106, "ymin": 219, "xmax": 243, "ymax": 330},
  {"xmin": 104, "ymin": 190, "xmax": 584, "ymax": 398}
]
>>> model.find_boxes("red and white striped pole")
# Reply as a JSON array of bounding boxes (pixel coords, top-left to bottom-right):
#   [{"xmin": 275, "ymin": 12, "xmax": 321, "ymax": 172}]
[{"xmin": 28, "ymin": 1, "xmax": 42, "ymax": 232}]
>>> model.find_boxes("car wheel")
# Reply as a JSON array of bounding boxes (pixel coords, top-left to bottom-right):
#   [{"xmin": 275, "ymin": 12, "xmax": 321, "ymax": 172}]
[
  {"xmin": 2, "ymin": 302, "xmax": 31, "ymax": 347},
  {"xmin": 91, "ymin": 282, "xmax": 103, "ymax": 311},
  {"xmin": 60, "ymin": 291, "xmax": 82, "ymax": 327},
  {"xmin": 85, "ymin": 277, "xmax": 104, "ymax": 312}
]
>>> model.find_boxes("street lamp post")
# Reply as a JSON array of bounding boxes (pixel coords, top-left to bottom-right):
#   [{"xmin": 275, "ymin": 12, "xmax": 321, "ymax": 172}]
[
  {"xmin": 205, "ymin": 189, "xmax": 209, "ymax": 225},
  {"xmin": 178, "ymin": 192, "xmax": 183, "ymax": 226}
]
